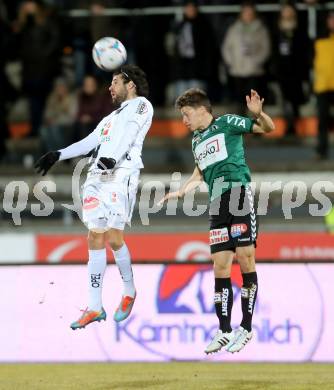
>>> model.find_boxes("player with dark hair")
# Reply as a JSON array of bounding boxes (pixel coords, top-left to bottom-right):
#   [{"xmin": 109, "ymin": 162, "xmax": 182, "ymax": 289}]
[
  {"xmin": 159, "ymin": 88, "xmax": 274, "ymax": 353},
  {"xmin": 35, "ymin": 65, "xmax": 153, "ymax": 329},
  {"xmin": 113, "ymin": 66, "xmax": 149, "ymax": 99}
]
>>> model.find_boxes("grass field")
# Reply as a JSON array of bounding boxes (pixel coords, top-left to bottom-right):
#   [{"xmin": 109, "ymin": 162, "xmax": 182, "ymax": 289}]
[{"xmin": 1, "ymin": 363, "xmax": 334, "ymax": 390}]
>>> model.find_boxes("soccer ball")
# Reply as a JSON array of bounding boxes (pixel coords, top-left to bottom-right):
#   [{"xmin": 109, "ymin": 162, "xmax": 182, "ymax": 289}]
[{"xmin": 92, "ymin": 37, "xmax": 127, "ymax": 71}]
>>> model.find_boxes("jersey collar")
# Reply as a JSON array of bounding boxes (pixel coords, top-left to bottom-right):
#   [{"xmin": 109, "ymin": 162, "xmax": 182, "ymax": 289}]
[
  {"xmin": 121, "ymin": 96, "xmax": 140, "ymax": 107},
  {"xmin": 194, "ymin": 117, "xmax": 216, "ymax": 136}
]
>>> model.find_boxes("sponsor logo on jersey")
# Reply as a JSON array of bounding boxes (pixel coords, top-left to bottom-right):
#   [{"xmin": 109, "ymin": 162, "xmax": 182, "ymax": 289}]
[
  {"xmin": 83, "ymin": 196, "xmax": 99, "ymax": 210},
  {"xmin": 101, "ymin": 122, "xmax": 112, "ymax": 141},
  {"xmin": 101, "ymin": 135, "xmax": 111, "ymax": 143},
  {"xmin": 194, "ymin": 133, "xmax": 228, "ymax": 170},
  {"xmin": 192, "ymin": 134, "xmax": 201, "ymax": 145},
  {"xmin": 197, "ymin": 139, "xmax": 220, "ymax": 162},
  {"xmin": 209, "ymin": 228, "xmax": 229, "ymax": 245},
  {"xmin": 101, "ymin": 122, "xmax": 112, "ymax": 136},
  {"xmin": 231, "ymin": 223, "xmax": 248, "ymax": 238},
  {"xmin": 136, "ymin": 102, "xmax": 147, "ymax": 115},
  {"xmin": 226, "ymin": 115, "xmax": 246, "ymax": 128}
]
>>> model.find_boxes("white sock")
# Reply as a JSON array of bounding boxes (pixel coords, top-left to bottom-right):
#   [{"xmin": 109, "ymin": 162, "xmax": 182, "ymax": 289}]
[
  {"xmin": 88, "ymin": 248, "xmax": 107, "ymax": 311},
  {"xmin": 113, "ymin": 243, "xmax": 136, "ymax": 298}
]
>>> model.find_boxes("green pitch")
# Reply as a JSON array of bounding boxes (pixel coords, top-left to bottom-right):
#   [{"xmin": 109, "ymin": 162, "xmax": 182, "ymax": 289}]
[{"xmin": 1, "ymin": 362, "xmax": 334, "ymax": 390}]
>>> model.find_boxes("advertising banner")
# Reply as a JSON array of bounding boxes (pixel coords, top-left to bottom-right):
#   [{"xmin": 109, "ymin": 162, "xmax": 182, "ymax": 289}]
[
  {"xmin": 36, "ymin": 232, "xmax": 334, "ymax": 263},
  {"xmin": 0, "ymin": 264, "xmax": 332, "ymax": 362}
]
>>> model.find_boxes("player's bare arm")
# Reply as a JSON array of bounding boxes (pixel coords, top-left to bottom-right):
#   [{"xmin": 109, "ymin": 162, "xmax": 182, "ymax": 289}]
[
  {"xmin": 173, "ymin": 88, "xmax": 261, "ymax": 355},
  {"xmin": 158, "ymin": 165, "xmax": 203, "ymax": 205},
  {"xmin": 246, "ymin": 89, "xmax": 275, "ymax": 134}
]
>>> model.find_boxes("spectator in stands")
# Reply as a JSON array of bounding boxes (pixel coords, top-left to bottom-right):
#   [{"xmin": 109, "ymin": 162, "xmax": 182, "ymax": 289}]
[
  {"xmin": 14, "ymin": 0, "xmax": 61, "ymax": 137},
  {"xmin": 40, "ymin": 78, "xmax": 77, "ymax": 152},
  {"xmin": 170, "ymin": 0, "xmax": 217, "ymax": 101},
  {"xmin": 65, "ymin": 0, "xmax": 90, "ymax": 87},
  {"xmin": 0, "ymin": 10, "xmax": 17, "ymax": 160},
  {"xmin": 132, "ymin": 0, "xmax": 170, "ymax": 105},
  {"xmin": 90, "ymin": 1, "xmax": 121, "ymax": 44},
  {"xmin": 313, "ymin": 11, "xmax": 334, "ymax": 160},
  {"xmin": 0, "ymin": 0, "xmax": 21, "ymax": 22},
  {"xmin": 89, "ymin": 1, "xmax": 131, "ymax": 82},
  {"xmin": 75, "ymin": 75, "xmax": 111, "ymax": 140},
  {"xmin": 221, "ymin": 1, "xmax": 271, "ymax": 110},
  {"xmin": 272, "ymin": 4, "xmax": 310, "ymax": 138}
]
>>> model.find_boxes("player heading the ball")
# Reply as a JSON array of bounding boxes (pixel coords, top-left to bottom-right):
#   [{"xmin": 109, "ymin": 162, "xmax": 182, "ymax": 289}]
[{"xmin": 35, "ymin": 65, "xmax": 153, "ymax": 329}]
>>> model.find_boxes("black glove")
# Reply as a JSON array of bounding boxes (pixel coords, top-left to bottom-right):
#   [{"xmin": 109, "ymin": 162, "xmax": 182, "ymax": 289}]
[
  {"xmin": 34, "ymin": 151, "xmax": 60, "ymax": 176},
  {"xmin": 97, "ymin": 157, "xmax": 116, "ymax": 170}
]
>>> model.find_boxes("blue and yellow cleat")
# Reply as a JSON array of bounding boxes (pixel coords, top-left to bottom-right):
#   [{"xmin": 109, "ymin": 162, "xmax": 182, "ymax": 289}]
[
  {"xmin": 70, "ymin": 307, "xmax": 106, "ymax": 330},
  {"xmin": 113, "ymin": 294, "xmax": 136, "ymax": 322}
]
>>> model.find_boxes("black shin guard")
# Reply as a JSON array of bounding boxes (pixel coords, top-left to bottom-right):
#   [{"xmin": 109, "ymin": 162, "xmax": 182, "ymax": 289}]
[
  {"xmin": 240, "ymin": 272, "xmax": 258, "ymax": 332},
  {"xmin": 214, "ymin": 278, "xmax": 233, "ymax": 333}
]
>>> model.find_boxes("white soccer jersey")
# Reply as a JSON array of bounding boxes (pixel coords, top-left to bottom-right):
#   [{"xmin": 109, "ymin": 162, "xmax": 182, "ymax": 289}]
[{"xmin": 59, "ymin": 96, "xmax": 153, "ymax": 170}]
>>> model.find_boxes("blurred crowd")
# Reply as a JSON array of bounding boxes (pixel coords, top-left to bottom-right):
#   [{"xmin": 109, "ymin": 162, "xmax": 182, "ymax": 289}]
[{"xmin": 1, "ymin": 0, "xmax": 334, "ymax": 162}]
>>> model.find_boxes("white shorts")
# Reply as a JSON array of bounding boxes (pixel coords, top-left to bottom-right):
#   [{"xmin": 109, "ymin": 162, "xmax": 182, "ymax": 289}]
[{"xmin": 82, "ymin": 168, "xmax": 139, "ymax": 232}]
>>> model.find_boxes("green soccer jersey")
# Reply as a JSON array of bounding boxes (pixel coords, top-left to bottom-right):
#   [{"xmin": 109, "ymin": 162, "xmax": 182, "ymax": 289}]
[{"xmin": 191, "ymin": 114, "xmax": 255, "ymax": 200}]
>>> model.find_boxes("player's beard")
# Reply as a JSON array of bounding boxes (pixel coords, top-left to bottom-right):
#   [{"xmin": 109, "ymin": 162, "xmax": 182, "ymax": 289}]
[{"xmin": 112, "ymin": 88, "xmax": 128, "ymax": 106}]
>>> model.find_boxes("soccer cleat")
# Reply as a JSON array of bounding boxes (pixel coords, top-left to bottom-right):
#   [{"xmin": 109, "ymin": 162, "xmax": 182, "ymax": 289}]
[
  {"xmin": 226, "ymin": 326, "xmax": 253, "ymax": 353},
  {"xmin": 113, "ymin": 294, "xmax": 136, "ymax": 322},
  {"xmin": 204, "ymin": 329, "xmax": 234, "ymax": 354},
  {"xmin": 70, "ymin": 307, "xmax": 106, "ymax": 330}
]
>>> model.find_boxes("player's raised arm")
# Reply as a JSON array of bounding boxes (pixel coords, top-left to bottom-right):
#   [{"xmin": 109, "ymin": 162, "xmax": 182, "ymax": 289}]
[
  {"xmin": 158, "ymin": 165, "xmax": 203, "ymax": 205},
  {"xmin": 59, "ymin": 130, "xmax": 100, "ymax": 160},
  {"xmin": 246, "ymin": 89, "xmax": 275, "ymax": 134}
]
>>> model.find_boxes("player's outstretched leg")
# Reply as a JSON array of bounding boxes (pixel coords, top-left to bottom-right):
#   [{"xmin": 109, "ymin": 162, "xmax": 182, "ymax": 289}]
[
  {"xmin": 227, "ymin": 271, "xmax": 257, "ymax": 352},
  {"xmin": 71, "ymin": 241, "xmax": 107, "ymax": 330},
  {"xmin": 112, "ymin": 243, "xmax": 136, "ymax": 322},
  {"xmin": 205, "ymin": 277, "xmax": 234, "ymax": 354}
]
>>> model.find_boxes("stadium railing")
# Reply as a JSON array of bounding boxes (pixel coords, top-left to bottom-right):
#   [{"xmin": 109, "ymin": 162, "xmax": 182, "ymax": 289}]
[{"xmin": 64, "ymin": 2, "xmax": 334, "ymax": 40}]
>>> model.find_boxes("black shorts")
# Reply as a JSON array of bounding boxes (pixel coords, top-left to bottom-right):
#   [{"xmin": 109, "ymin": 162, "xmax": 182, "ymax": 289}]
[{"xmin": 209, "ymin": 185, "xmax": 258, "ymax": 254}]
